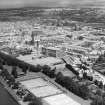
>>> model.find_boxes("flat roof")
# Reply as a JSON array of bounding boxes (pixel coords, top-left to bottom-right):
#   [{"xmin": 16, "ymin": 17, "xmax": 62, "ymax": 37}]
[
  {"xmin": 45, "ymin": 47, "xmax": 61, "ymax": 51},
  {"xmin": 17, "ymin": 55, "xmax": 63, "ymax": 66},
  {"xmin": 61, "ymin": 68, "xmax": 76, "ymax": 78},
  {"xmin": 29, "ymin": 85, "xmax": 62, "ymax": 98},
  {"xmin": 20, "ymin": 78, "xmax": 48, "ymax": 89},
  {"xmin": 21, "ymin": 78, "xmax": 63, "ymax": 98},
  {"xmin": 43, "ymin": 94, "xmax": 81, "ymax": 105}
]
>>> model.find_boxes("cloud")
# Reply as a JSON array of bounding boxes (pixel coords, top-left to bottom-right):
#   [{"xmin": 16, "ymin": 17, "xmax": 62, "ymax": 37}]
[
  {"xmin": 0, "ymin": 0, "xmax": 104, "ymax": 8},
  {"xmin": 0, "ymin": 0, "xmax": 24, "ymax": 8}
]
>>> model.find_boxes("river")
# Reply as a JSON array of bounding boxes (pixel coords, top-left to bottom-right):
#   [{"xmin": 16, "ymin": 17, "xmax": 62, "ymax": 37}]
[{"xmin": 0, "ymin": 83, "xmax": 19, "ymax": 105}]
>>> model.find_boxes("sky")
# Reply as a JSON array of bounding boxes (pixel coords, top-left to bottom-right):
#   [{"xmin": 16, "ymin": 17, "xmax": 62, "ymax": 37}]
[{"xmin": 0, "ymin": 0, "xmax": 105, "ymax": 8}]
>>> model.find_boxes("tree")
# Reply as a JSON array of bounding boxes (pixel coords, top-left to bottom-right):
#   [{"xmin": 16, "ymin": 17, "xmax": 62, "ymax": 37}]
[
  {"xmin": 30, "ymin": 65, "xmax": 42, "ymax": 72},
  {"xmin": 0, "ymin": 62, "xmax": 3, "ymax": 70},
  {"xmin": 83, "ymin": 72, "xmax": 87, "ymax": 79},
  {"xmin": 96, "ymin": 89, "xmax": 102, "ymax": 96},
  {"xmin": 99, "ymin": 81, "xmax": 103, "ymax": 89},
  {"xmin": 79, "ymin": 84, "xmax": 89, "ymax": 99},
  {"xmin": 28, "ymin": 98, "xmax": 42, "ymax": 105},
  {"xmin": 12, "ymin": 82, "xmax": 20, "ymax": 89},
  {"xmin": 62, "ymin": 76, "xmax": 73, "ymax": 89},
  {"xmin": 7, "ymin": 76, "xmax": 15, "ymax": 87},
  {"xmin": 42, "ymin": 65, "xmax": 55, "ymax": 78},
  {"xmin": 2, "ymin": 60, "xmax": 6, "ymax": 65},
  {"xmin": 11, "ymin": 66, "xmax": 18, "ymax": 78},
  {"xmin": 42, "ymin": 65, "xmax": 50, "ymax": 71},
  {"xmin": 22, "ymin": 65, "xmax": 28, "ymax": 74},
  {"xmin": 49, "ymin": 69, "xmax": 56, "ymax": 78},
  {"xmin": 55, "ymin": 72, "xmax": 64, "ymax": 85},
  {"xmin": 55, "ymin": 72, "xmax": 89, "ymax": 99},
  {"xmin": 3, "ymin": 69, "xmax": 10, "ymax": 80},
  {"xmin": 78, "ymin": 36, "xmax": 84, "ymax": 40},
  {"xmin": 87, "ymin": 75, "xmax": 93, "ymax": 81},
  {"xmin": 23, "ymin": 93, "xmax": 33, "ymax": 102},
  {"xmin": 0, "ymin": 69, "xmax": 6, "ymax": 78},
  {"xmin": 91, "ymin": 95, "xmax": 104, "ymax": 105},
  {"xmin": 55, "ymin": 72, "xmax": 62, "ymax": 80},
  {"xmin": 35, "ymin": 65, "xmax": 42, "ymax": 72},
  {"xmin": 16, "ymin": 88, "xmax": 26, "ymax": 98},
  {"xmin": 0, "ymin": 57, "xmax": 3, "ymax": 63},
  {"xmin": 94, "ymin": 80, "xmax": 99, "ymax": 86}
]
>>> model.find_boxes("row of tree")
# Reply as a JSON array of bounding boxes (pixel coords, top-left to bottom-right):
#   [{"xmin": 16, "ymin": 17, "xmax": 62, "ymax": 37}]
[
  {"xmin": 42, "ymin": 65, "xmax": 56, "ymax": 78},
  {"xmin": 55, "ymin": 72, "xmax": 89, "ymax": 100},
  {"xmin": 0, "ymin": 68, "xmax": 20, "ymax": 88},
  {"xmin": 91, "ymin": 90, "xmax": 105, "ymax": 105}
]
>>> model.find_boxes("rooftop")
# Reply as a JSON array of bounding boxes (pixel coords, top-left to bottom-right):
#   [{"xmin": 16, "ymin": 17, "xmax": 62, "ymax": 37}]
[
  {"xmin": 43, "ymin": 46, "xmax": 61, "ymax": 51},
  {"xmin": 29, "ymin": 85, "xmax": 62, "ymax": 98},
  {"xmin": 43, "ymin": 94, "xmax": 81, "ymax": 105},
  {"xmin": 17, "ymin": 55, "xmax": 63, "ymax": 66}
]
